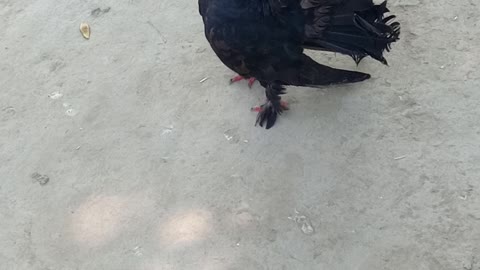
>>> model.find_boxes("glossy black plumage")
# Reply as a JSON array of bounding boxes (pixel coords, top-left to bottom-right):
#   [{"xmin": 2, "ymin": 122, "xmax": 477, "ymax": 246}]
[{"xmin": 199, "ymin": 0, "xmax": 400, "ymax": 129}]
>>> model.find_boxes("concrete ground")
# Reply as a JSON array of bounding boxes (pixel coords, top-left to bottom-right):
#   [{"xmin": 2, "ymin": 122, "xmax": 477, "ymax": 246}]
[{"xmin": 1, "ymin": 0, "xmax": 479, "ymax": 269}]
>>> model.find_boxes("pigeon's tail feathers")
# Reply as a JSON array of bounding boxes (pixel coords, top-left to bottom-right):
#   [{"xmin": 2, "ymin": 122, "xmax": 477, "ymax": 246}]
[
  {"xmin": 305, "ymin": 1, "xmax": 400, "ymax": 65},
  {"xmin": 284, "ymin": 54, "xmax": 371, "ymax": 87}
]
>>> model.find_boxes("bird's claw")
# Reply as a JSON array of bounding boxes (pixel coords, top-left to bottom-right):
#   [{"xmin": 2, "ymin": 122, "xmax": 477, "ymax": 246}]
[
  {"xmin": 251, "ymin": 100, "xmax": 289, "ymax": 112},
  {"xmin": 229, "ymin": 75, "xmax": 257, "ymax": 88},
  {"xmin": 230, "ymin": 75, "xmax": 244, "ymax": 84},
  {"xmin": 254, "ymin": 100, "xmax": 288, "ymax": 129},
  {"xmin": 247, "ymin": 78, "xmax": 256, "ymax": 88}
]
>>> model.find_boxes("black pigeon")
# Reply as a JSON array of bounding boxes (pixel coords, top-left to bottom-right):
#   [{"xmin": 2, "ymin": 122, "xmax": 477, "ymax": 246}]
[{"xmin": 199, "ymin": 0, "xmax": 400, "ymax": 129}]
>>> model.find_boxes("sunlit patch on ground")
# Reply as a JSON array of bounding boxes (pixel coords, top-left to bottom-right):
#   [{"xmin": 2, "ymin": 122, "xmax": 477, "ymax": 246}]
[
  {"xmin": 158, "ymin": 209, "xmax": 212, "ymax": 248},
  {"xmin": 70, "ymin": 195, "xmax": 131, "ymax": 247}
]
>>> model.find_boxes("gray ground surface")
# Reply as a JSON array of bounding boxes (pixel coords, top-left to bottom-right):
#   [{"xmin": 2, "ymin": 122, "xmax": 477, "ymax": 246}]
[{"xmin": 1, "ymin": 0, "xmax": 480, "ymax": 269}]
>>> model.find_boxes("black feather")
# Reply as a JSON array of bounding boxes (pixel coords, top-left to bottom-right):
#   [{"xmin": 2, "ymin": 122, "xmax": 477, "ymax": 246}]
[{"xmin": 303, "ymin": 0, "xmax": 400, "ymax": 65}]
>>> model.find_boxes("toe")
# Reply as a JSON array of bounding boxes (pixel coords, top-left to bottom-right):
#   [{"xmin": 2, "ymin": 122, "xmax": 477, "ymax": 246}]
[
  {"xmin": 280, "ymin": 100, "xmax": 289, "ymax": 110},
  {"xmin": 247, "ymin": 78, "xmax": 256, "ymax": 88},
  {"xmin": 230, "ymin": 75, "xmax": 244, "ymax": 84}
]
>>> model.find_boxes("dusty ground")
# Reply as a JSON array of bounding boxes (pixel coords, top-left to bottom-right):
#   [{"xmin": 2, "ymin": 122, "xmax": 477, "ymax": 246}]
[{"xmin": 1, "ymin": 0, "xmax": 480, "ymax": 269}]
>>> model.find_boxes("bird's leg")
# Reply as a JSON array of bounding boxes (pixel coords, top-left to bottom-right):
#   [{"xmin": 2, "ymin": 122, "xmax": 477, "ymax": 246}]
[
  {"xmin": 247, "ymin": 77, "xmax": 256, "ymax": 88},
  {"xmin": 254, "ymin": 81, "xmax": 287, "ymax": 129},
  {"xmin": 229, "ymin": 75, "xmax": 257, "ymax": 88}
]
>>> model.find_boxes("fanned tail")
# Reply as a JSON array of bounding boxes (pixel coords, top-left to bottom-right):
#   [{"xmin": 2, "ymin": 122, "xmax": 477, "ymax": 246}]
[{"xmin": 304, "ymin": 1, "xmax": 400, "ymax": 65}]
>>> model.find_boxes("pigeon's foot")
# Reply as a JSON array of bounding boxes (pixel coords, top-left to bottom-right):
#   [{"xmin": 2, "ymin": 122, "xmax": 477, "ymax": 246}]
[
  {"xmin": 230, "ymin": 75, "xmax": 257, "ymax": 88},
  {"xmin": 254, "ymin": 99, "xmax": 288, "ymax": 129},
  {"xmin": 253, "ymin": 82, "xmax": 287, "ymax": 129},
  {"xmin": 251, "ymin": 100, "xmax": 289, "ymax": 113}
]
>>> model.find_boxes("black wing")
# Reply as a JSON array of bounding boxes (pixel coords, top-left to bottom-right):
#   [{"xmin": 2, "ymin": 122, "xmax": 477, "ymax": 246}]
[{"xmin": 200, "ymin": 0, "xmax": 305, "ymax": 78}]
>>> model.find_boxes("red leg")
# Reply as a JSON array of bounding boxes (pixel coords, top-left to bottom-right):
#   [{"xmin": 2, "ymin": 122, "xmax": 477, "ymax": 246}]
[
  {"xmin": 247, "ymin": 78, "xmax": 257, "ymax": 88},
  {"xmin": 230, "ymin": 75, "xmax": 257, "ymax": 87},
  {"xmin": 251, "ymin": 106, "xmax": 262, "ymax": 112},
  {"xmin": 230, "ymin": 75, "xmax": 245, "ymax": 84}
]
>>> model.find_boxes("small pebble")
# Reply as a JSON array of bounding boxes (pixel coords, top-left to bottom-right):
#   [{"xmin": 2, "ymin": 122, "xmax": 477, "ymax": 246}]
[
  {"xmin": 31, "ymin": 173, "xmax": 50, "ymax": 186},
  {"xmin": 48, "ymin": 91, "xmax": 63, "ymax": 100},
  {"xmin": 288, "ymin": 210, "xmax": 315, "ymax": 235},
  {"xmin": 65, "ymin": 108, "xmax": 78, "ymax": 117}
]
